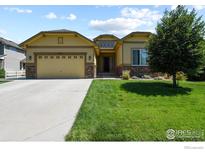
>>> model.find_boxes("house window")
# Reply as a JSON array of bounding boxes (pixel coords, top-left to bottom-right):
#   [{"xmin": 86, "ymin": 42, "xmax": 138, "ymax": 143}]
[
  {"xmin": 58, "ymin": 37, "xmax": 63, "ymax": 44},
  {"xmin": 28, "ymin": 55, "xmax": 32, "ymax": 60},
  {"xmin": 97, "ymin": 40, "xmax": 116, "ymax": 48},
  {"xmin": 132, "ymin": 49, "xmax": 148, "ymax": 66},
  {"xmin": 88, "ymin": 55, "xmax": 92, "ymax": 61}
]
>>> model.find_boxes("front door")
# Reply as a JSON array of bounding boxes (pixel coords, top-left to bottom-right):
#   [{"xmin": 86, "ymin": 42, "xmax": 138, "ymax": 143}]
[{"xmin": 103, "ymin": 57, "xmax": 110, "ymax": 72}]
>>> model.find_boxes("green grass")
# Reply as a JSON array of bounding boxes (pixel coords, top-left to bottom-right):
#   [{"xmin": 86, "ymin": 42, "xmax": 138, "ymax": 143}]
[{"xmin": 66, "ymin": 80, "xmax": 205, "ymax": 141}]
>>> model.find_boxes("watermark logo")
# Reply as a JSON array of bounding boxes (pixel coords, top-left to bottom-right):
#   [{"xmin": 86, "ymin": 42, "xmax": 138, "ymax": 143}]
[
  {"xmin": 166, "ymin": 129, "xmax": 176, "ymax": 139},
  {"xmin": 166, "ymin": 129, "xmax": 204, "ymax": 140}
]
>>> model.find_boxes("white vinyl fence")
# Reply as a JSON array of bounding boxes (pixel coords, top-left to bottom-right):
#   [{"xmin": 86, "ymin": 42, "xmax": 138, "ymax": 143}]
[{"xmin": 5, "ymin": 70, "xmax": 25, "ymax": 79}]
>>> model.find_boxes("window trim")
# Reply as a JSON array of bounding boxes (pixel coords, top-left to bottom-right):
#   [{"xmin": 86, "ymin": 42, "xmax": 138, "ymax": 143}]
[
  {"xmin": 58, "ymin": 37, "xmax": 64, "ymax": 44},
  {"xmin": 96, "ymin": 40, "xmax": 116, "ymax": 49},
  {"xmin": 131, "ymin": 48, "xmax": 148, "ymax": 66}
]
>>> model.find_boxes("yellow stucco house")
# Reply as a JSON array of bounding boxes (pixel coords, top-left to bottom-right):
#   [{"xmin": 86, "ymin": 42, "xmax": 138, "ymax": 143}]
[{"xmin": 20, "ymin": 29, "xmax": 151, "ymax": 79}]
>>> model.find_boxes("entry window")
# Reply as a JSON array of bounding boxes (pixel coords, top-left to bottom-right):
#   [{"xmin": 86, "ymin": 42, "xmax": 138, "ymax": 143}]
[
  {"xmin": 132, "ymin": 49, "xmax": 148, "ymax": 66},
  {"xmin": 58, "ymin": 37, "xmax": 63, "ymax": 44},
  {"xmin": 97, "ymin": 40, "xmax": 116, "ymax": 48}
]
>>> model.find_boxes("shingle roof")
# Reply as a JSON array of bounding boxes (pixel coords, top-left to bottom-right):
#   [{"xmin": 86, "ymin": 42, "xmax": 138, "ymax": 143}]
[
  {"xmin": 42, "ymin": 29, "xmax": 75, "ymax": 33},
  {"xmin": 19, "ymin": 29, "xmax": 96, "ymax": 48},
  {"xmin": 0, "ymin": 37, "xmax": 23, "ymax": 50},
  {"xmin": 94, "ymin": 34, "xmax": 120, "ymax": 41},
  {"xmin": 121, "ymin": 31, "xmax": 151, "ymax": 40}
]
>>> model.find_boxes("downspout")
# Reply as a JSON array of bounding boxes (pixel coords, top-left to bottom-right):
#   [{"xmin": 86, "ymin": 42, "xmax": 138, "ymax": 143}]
[{"xmin": 122, "ymin": 42, "xmax": 123, "ymax": 65}]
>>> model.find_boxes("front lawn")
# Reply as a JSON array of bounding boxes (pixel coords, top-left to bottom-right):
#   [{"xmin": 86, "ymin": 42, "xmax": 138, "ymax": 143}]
[{"xmin": 66, "ymin": 80, "xmax": 205, "ymax": 141}]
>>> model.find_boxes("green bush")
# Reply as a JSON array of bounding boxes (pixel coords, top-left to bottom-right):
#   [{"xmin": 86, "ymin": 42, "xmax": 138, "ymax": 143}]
[
  {"xmin": 122, "ymin": 70, "xmax": 130, "ymax": 80},
  {"xmin": 176, "ymin": 71, "xmax": 187, "ymax": 81},
  {"xmin": 187, "ymin": 67, "xmax": 205, "ymax": 81},
  {"xmin": 0, "ymin": 69, "xmax": 5, "ymax": 78}
]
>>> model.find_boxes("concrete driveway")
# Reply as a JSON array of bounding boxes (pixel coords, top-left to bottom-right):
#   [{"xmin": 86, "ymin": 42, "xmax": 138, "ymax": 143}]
[{"xmin": 0, "ymin": 79, "xmax": 92, "ymax": 141}]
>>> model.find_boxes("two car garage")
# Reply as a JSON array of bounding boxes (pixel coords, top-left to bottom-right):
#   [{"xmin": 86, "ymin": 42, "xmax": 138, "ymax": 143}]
[{"xmin": 20, "ymin": 30, "xmax": 97, "ymax": 79}]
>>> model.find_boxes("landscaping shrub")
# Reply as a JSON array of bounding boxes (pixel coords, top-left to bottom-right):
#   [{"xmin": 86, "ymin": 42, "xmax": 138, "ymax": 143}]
[
  {"xmin": 163, "ymin": 73, "xmax": 171, "ymax": 79},
  {"xmin": 0, "ymin": 69, "xmax": 5, "ymax": 78},
  {"xmin": 143, "ymin": 75, "xmax": 152, "ymax": 79},
  {"xmin": 176, "ymin": 71, "xmax": 187, "ymax": 81},
  {"xmin": 131, "ymin": 76, "xmax": 140, "ymax": 79},
  {"xmin": 154, "ymin": 76, "xmax": 163, "ymax": 80},
  {"xmin": 122, "ymin": 70, "xmax": 130, "ymax": 80}
]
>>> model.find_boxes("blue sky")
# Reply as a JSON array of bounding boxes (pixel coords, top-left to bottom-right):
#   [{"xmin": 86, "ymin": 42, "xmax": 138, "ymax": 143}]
[{"xmin": 0, "ymin": 5, "xmax": 205, "ymax": 43}]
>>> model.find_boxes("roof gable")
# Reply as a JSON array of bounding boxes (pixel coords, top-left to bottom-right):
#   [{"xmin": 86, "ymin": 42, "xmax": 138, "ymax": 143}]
[
  {"xmin": 121, "ymin": 32, "xmax": 151, "ymax": 41},
  {"xmin": 94, "ymin": 34, "xmax": 119, "ymax": 41},
  {"xmin": 20, "ymin": 30, "xmax": 96, "ymax": 48},
  {"xmin": 0, "ymin": 37, "xmax": 23, "ymax": 50}
]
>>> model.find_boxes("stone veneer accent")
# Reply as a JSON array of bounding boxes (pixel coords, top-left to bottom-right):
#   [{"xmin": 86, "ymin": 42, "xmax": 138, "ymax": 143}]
[
  {"xmin": 26, "ymin": 62, "xmax": 95, "ymax": 79},
  {"xmin": 116, "ymin": 65, "xmax": 154, "ymax": 77},
  {"xmin": 85, "ymin": 63, "xmax": 96, "ymax": 78},
  {"xmin": 26, "ymin": 63, "xmax": 36, "ymax": 79}
]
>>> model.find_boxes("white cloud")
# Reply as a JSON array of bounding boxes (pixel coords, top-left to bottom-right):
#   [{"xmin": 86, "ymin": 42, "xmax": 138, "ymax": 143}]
[
  {"xmin": 90, "ymin": 18, "xmax": 149, "ymax": 35},
  {"xmin": 4, "ymin": 7, "xmax": 32, "ymax": 14},
  {"xmin": 89, "ymin": 7, "xmax": 162, "ymax": 37},
  {"xmin": 45, "ymin": 12, "xmax": 57, "ymax": 19},
  {"xmin": 193, "ymin": 5, "xmax": 205, "ymax": 11},
  {"xmin": 66, "ymin": 13, "xmax": 77, "ymax": 21},
  {"xmin": 45, "ymin": 12, "xmax": 77, "ymax": 21},
  {"xmin": 121, "ymin": 7, "xmax": 162, "ymax": 21},
  {"xmin": 171, "ymin": 5, "xmax": 178, "ymax": 10}
]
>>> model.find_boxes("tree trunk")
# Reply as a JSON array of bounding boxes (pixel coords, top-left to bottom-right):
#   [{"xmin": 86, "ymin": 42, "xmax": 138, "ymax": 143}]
[{"xmin": 172, "ymin": 72, "xmax": 177, "ymax": 88}]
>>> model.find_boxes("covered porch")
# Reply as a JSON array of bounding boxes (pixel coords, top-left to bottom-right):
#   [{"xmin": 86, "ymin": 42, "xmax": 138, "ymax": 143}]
[{"xmin": 97, "ymin": 52, "xmax": 116, "ymax": 77}]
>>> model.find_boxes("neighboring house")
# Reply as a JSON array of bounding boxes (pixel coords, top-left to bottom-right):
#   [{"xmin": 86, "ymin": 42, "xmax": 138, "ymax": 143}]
[
  {"xmin": 0, "ymin": 37, "xmax": 25, "ymax": 73},
  {"xmin": 20, "ymin": 29, "xmax": 151, "ymax": 79}
]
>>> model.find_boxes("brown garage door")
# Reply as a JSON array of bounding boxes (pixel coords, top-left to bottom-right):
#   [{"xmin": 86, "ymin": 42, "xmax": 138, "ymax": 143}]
[{"xmin": 37, "ymin": 54, "xmax": 85, "ymax": 78}]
